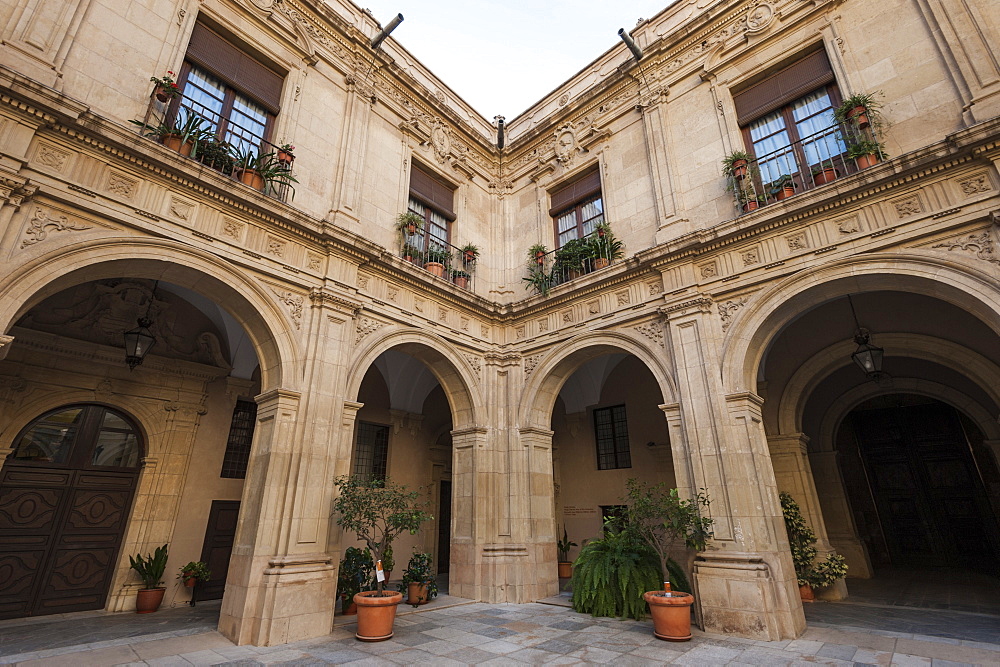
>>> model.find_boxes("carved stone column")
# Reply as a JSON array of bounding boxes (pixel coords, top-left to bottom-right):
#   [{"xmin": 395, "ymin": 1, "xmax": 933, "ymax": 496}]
[{"xmin": 661, "ymin": 299, "xmax": 804, "ymax": 640}]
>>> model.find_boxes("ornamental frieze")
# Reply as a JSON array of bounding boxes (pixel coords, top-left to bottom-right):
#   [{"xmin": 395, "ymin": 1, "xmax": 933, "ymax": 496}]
[{"xmin": 20, "ymin": 207, "xmax": 92, "ymax": 249}]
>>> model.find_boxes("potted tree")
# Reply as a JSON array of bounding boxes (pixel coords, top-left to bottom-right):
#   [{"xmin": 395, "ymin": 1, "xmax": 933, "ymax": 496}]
[
  {"xmin": 397, "ymin": 211, "xmax": 425, "ymax": 236},
  {"xmin": 780, "ymin": 492, "xmax": 847, "ymax": 602},
  {"xmin": 556, "ymin": 526, "xmax": 577, "ymax": 579},
  {"xmin": 332, "ymin": 475, "xmax": 432, "ymax": 641},
  {"xmin": 337, "ymin": 546, "xmax": 374, "ymax": 616},
  {"xmin": 128, "ymin": 544, "xmax": 169, "ymax": 613},
  {"xmin": 626, "ymin": 479, "xmax": 713, "ymax": 642},
  {"xmin": 721, "ymin": 150, "xmax": 755, "ymax": 181},
  {"xmin": 423, "ymin": 245, "xmax": 451, "ymax": 278},
  {"xmin": 178, "ymin": 561, "xmax": 210, "ymax": 588},
  {"xmin": 847, "ymin": 140, "xmax": 888, "ymax": 169},
  {"xmin": 398, "ymin": 551, "xmax": 438, "ymax": 606}
]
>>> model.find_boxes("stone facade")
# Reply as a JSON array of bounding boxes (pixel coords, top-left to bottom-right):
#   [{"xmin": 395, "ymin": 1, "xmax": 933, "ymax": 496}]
[{"xmin": 1, "ymin": 0, "xmax": 999, "ymax": 647}]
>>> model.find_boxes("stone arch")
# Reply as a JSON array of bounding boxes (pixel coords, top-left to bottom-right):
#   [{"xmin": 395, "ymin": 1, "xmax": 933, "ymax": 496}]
[
  {"xmin": 346, "ymin": 326, "xmax": 484, "ymax": 429},
  {"xmin": 519, "ymin": 329, "xmax": 677, "ymax": 430},
  {"xmin": 775, "ymin": 333, "xmax": 1000, "ymax": 435},
  {"xmin": 722, "ymin": 252, "xmax": 1000, "ymax": 392},
  {"xmin": 0, "ymin": 237, "xmax": 299, "ymax": 392}
]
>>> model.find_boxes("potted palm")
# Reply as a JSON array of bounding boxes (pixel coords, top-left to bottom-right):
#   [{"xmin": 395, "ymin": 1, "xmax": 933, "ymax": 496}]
[
  {"xmin": 528, "ymin": 243, "xmax": 548, "ymax": 266},
  {"xmin": 129, "ymin": 544, "xmax": 169, "ymax": 613},
  {"xmin": 337, "ymin": 546, "xmax": 375, "ymax": 616},
  {"xmin": 332, "ymin": 475, "xmax": 432, "ymax": 641},
  {"xmin": 178, "ymin": 561, "xmax": 210, "ymax": 588},
  {"xmin": 556, "ymin": 526, "xmax": 577, "ymax": 579},
  {"xmin": 397, "ymin": 211, "xmax": 425, "ymax": 236},
  {"xmin": 847, "ymin": 140, "xmax": 888, "ymax": 169},
  {"xmin": 780, "ymin": 492, "xmax": 847, "ymax": 602},
  {"xmin": 626, "ymin": 479, "xmax": 713, "ymax": 642},
  {"xmin": 522, "ymin": 265, "xmax": 552, "ymax": 296},
  {"xmin": 398, "ymin": 551, "xmax": 438, "ymax": 606}
]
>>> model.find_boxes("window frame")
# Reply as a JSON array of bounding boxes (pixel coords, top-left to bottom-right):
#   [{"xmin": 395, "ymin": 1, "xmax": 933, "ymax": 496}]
[
  {"xmin": 549, "ymin": 169, "xmax": 603, "ymax": 249},
  {"xmin": 220, "ymin": 399, "xmax": 258, "ymax": 479},
  {"xmin": 593, "ymin": 404, "xmax": 632, "ymax": 470},
  {"xmin": 352, "ymin": 420, "xmax": 390, "ymax": 482},
  {"xmin": 407, "ymin": 162, "xmax": 456, "ymax": 253}
]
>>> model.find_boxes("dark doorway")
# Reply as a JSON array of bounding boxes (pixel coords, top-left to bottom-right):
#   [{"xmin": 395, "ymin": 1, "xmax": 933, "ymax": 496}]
[
  {"xmin": 845, "ymin": 397, "xmax": 1000, "ymax": 574},
  {"xmin": 0, "ymin": 405, "xmax": 142, "ymax": 619},
  {"xmin": 437, "ymin": 480, "xmax": 451, "ymax": 575},
  {"xmin": 198, "ymin": 500, "xmax": 240, "ymax": 600}
]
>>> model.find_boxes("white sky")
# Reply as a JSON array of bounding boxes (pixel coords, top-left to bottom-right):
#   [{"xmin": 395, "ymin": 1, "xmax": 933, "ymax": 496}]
[{"xmin": 361, "ymin": 0, "xmax": 675, "ymax": 119}]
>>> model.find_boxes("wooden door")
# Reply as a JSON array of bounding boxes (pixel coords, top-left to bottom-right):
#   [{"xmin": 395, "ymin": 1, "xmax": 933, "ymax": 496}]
[
  {"xmin": 0, "ymin": 405, "xmax": 142, "ymax": 619},
  {"xmin": 437, "ymin": 480, "xmax": 451, "ymax": 575},
  {"xmin": 198, "ymin": 500, "xmax": 240, "ymax": 600}
]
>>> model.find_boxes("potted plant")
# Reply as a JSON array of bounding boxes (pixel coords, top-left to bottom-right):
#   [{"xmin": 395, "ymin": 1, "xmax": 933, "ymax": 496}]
[
  {"xmin": 570, "ymin": 522, "xmax": 661, "ymax": 621},
  {"xmin": 397, "ymin": 211, "xmax": 425, "ymax": 236},
  {"xmin": 149, "ymin": 71, "xmax": 180, "ymax": 102},
  {"xmin": 589, "ymin": 223, "xmax": 624, "ymax": 269},
  {"xmin": 626, "ymin": 479, "xmax": 713, "ymax": 642},
  {"xmin": 847, "ymin": 140, "xmax": 888, "ymax": 169},
  {"xmin": 766, "ymin": 174, "xmax": 796, "ymax": 201},
  {"xmin": 337, "ymin": 546, "xmax": 375, "ymax": 616},
  {"xmin": 402, "ymin": 244, "xmax": 423, "ymax": 264},
  {"xmin": 556, "ymin": 526, "xmax": 577, "ymax": 579},
  {"xmin": 450, "ymin": 268, "xmax": 471, "ymax": 289},
  {"xmin": 522, "ymin": 265, "xmax": 552, "ymax": 296},
  {"xmin": 128, "ymin": 544, "xmax": 168, "ymax": 613},
  {"xmin": 423, "ymin": 245, "xmax": 451, "ymax": 278},
  {"xmin": 194, "ymin": 138, "xmax": 236, "ymax": 175},
  {"xmin": 332, "ymin": 475, "xmax": 432, "ymax": 641},
  {"xmin": 459, "ymin": 243, "xmax": 480, "ymax": 266},
  {"xmin": 780, "ymin": 492, "xmax": 847, "ymax": 602},
  {"xmin": 722, "ymin": 150, "xmax": 755, "ymax": 181},
  {"xmin": 553, "ymin": 237, "xmax": 590, "ymax": 279},
  {"xmin": 130, "ymin": 113, "xmax": 208, "ymax": 158},
  {"xmin": 528, "ymin": 243, "xmax": 548, "ymax": 266},
  {"xmin": 737, "ymin": 189, "xmax": 766, "ymax": 212},
  {"xmin": 834, "ymin": 92, "xmax": 882, "ymax": 132},
  {"xmin": 397, "ymin": 551, "xmax": 438, "ymax": 606},
  {"xmin": 811, "ymin": 160, "xmax": 838, "ymax": 186},
  {"xmin": 178, "ymin": 561, "xmax": 210, "ymax": 588},
  {"xmin": 234, "ymin": 150, "xmax": 299, "ymax": 198},
  {"xmin": 276, "ymin": 142, "xmax": 295, "ymax": 165}
]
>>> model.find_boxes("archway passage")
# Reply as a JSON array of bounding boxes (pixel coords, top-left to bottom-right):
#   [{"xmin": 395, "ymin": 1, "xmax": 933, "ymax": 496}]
[
  {"xmin": 0, "ymin": 405, "xmax": 143, "ymax": 619},
  {"xmin": 840, "ymin": 395, "xmax": 1000, "ymax": 574}
]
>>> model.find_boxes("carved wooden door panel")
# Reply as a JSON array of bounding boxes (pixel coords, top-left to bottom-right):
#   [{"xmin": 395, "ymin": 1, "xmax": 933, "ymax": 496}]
[
  {"xmin": 0, "ymin": 405, "xmax": 142, "ymax": 619},
  {"xmin": 198, "ymin": 500, "xmax": 240, "ymax": 600}
]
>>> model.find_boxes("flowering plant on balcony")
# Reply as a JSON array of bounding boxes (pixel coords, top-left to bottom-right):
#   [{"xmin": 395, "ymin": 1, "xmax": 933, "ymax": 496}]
[{"xmin": 149, "ymin": 71, "xmax": 180, "ymax": 100}]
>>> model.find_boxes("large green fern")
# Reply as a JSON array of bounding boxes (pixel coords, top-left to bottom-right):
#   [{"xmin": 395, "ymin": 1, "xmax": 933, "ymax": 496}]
[{"xmin": 570, "ymin": 526, "xmax": 661, "ymax": 621}]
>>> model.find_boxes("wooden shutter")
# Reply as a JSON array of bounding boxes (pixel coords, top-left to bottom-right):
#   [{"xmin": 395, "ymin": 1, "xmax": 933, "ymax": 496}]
[
  {"xmin": 733, "ymin": 49, "xmax": 834, "ymax": 126},
  {"xmin": 409, "ymin": 163, "xmax": 456, "ymax": 221},
  {"xmin": 186, "ymin": 23, "xmax": 284, "ymax": 114},
  {"xmin": 549, "ymin": 169, "xmax": 601, "ymax": 217}
]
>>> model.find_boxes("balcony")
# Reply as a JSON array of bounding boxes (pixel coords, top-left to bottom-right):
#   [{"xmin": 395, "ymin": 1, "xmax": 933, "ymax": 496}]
[
  {"xmin": 726, "ymin": 120, "xmax": 885, "ymax": 215},
  {"xmin": 399, "ymin": 235, "xmax": 478, "ymax": 293},
  {"xmin": 523, "ymin": 227, "xmax": 624, "ymax": 296},
  {"xmin": 134, "ymin": 86, "xmax": 295, "ymax": 203}
]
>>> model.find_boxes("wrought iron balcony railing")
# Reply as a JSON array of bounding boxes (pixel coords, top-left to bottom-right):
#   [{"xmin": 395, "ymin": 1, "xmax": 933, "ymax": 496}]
[
  {"xmin": 399, "ymin": 234, "xmax": 478, "ymax": 292},
  {"xmin": 523, "ymin": 229, "xmax": 623, "ymax": 295}
]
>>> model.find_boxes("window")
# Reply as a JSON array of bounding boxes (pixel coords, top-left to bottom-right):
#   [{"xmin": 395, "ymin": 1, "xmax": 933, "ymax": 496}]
[
  {"xmin": 407, "ymin": 163, "xmax": 455, "ymax": 255},
  {"xmin": 176, "ymin": 22, "xmax": 284, "ymax": 155},
  {"xmin": 733, "ymin": 49, "xmax": 847, "ymax": 189},
  {"xmin": 593, "ymin": 404, "xmax": 631, "ymax": 470},
  {"xmin": 220, "ymin": 399, "xmax": 257, "ymax": 479},
  {"xmin": 550, "ymin": 170, "xmax": 603, "ymax": 248},
  {"xmin": 353, "ymin": 421, "xmax": 389, "ymax": 481}
]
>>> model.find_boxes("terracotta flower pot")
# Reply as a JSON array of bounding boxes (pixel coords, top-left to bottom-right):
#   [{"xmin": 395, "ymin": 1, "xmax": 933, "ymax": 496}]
[
  {"xmin": 854, "ymin": 153, "xmax": 880, "ymax": 169},
  {"xmin": 643, "ymin": 591, "xmax": 694, "ymax": 641},
  {"xmin": 593, "ymin": 257, "xmax": 610, "ymax": 270},
  {"xmin": 847, "ymin": 106, "xmax": 870, "ymax": 129},
  {"xmin": 463, "ymin": 251, "xmax": 476, "ymax": 264},
  {"xmin": 775, "ymin": 185, "xmax": 795, "ymax": 201},
  {"xmin": 535, "ymin": 251, "xmax": 545, "ymax": 265},
  {"xmin": 154, "ymin": 85, "xmax": 171, "ymax": 103},
  {"xmin": 731, "ymin": 159, "xmax": 748, "ymax": 180},
  {"xmin": 340, "ymin": 595, "xmax": 358, "ymax": 615},
  {"xmin": 453, "ymin": 275, "xmax": 469, "ymax": 289},
  {"xmin": 813, "ymin": 167, "xmax": 837, "ymax": 185},
  {"xmin": 354, "ymin": 590, "xmax": 402, "ymax": 642},
  {"xmin": 161, "ymin": 134, "xmax": 194, "ymax": 157},
  {"xmin": 406, "ymin": 223, "xmax": 417, "ymax": 234},
  {"xmin": 238, "ymin": 169, "xmax": 265, "ymax": 191},
  {"xmin": 557, "ymin": 561, "xmax": 573, "ymax": 579},
  {"xmin": 424, "ymin": 261, "xmax": 445, "ymax": 278},
  {"xmin": 183, "ymin": 573, "xmax": 196, "ymax": 588},
  {"xmin": 277, "ymin": 150, "xmax": 294, "ymax": 165},
  {"xmin": 135, "ymin": 587, "xmax": 166, "ymax": 614},
  {"xmin": 407, "ymin": 582, "xmax": 430, "ymax": 605},
  {"xmin": 742, "ymin": 200, "xmax": 760, "ymax": 212},
  {"xmin": 799, "ymin": 583, "xmax": 815, "ymax": 602}
]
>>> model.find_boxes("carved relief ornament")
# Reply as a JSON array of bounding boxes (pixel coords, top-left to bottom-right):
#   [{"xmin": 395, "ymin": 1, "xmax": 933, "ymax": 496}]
[{"xmin": 21, "ymin": 208, "xmax": 92, "ymax": 249}]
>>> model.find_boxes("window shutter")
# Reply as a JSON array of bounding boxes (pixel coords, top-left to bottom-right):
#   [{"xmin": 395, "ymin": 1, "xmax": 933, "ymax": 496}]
[
  {"xmin": 733, "ymin": 49, "xmax": 834, "ymax": 126},
  {"xmin": 549, "ymin": 169, "xmax": 601, "ymax": 217},
  {"xmin": 409, "ymin": 163, "xmax": 456, "ymax": 221},
  {"xmin": 186, "ymin": 23, "xmax": 284, "ymax": 114}
]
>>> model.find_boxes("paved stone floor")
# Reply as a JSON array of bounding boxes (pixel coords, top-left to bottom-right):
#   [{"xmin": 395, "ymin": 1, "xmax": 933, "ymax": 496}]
[{"xmin": 1, "ymin": 595, "xmax": 999, "ymax": 666}]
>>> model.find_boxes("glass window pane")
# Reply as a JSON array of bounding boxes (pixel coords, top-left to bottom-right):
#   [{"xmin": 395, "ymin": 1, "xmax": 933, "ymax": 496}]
[
  {"xmin": 226, "ymin": 94, "xmax": 268, "ymax": 155},
  {"xmin": 182, "ymin": 67, "xmax": 225, "ymax": 135},
  {"xmin": 556, "ymin": 211, "xmax": 576, "ymax": 235},
  {"xmin": 12, "ymin": 408, "xmax": 84, "ymax": 464},
  {"xmin": 221, "ymin": 400, "xmax": 257, "ymax": 478},
  {"xmin": 353, "ymin": 422, "xmax": 388, "ymax": 481},
  {"xmin": 91, "ymin": 410, "xmax": 140, "ymax": 467}
]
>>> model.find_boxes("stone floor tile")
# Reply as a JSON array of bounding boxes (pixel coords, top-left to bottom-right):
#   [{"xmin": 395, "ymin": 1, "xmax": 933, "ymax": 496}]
[
  {"xmin": 894, "ymin": 638, "xmax": 1000, "ymax": 664},
  {"xmin": 818, "ymin": 643, "xmax": 860, "ymax": 661},
  {"xmin": 623, "ymin": 644, "xmax": 687, "ymax": 661},
  {"xmin": 532, "ymin": 638, "xmax": 582, "ymax": 654},
  {"xmin": 787, "ymin": 638, "xmax": 827, "ymax": 654},
  {"xmin": 414, "ymin": 639, "xmax": 462, "ymax": 656},
  {"xmin": 929, "ymin": 661, "xmax": 975, "ymax": 667},
  {"xmin": 505, "ymin": 647, "xmax": 559, "ymax": 664},
  {"xmin": 470, "ymin": 625, "xmax": 518, "ymax": 640},
  {"xmin": 442, "ymin": 647, "xmax": 497, "ymax": 663},
  {"xmin": 564, "ymin": 644, "xmax": 624, "ymax": 663},
  {"xmin": 418, "ymin": 657, "xmax": 467, "ymax": 667},
  {"xmin": 475, "ymin": 639, "xmax": 525, "ymax": 654},
  {"xmin": 144, "ymin": 656, "xmax": 195, "ymax": 666},
  {"xmin": 13, "ymin": 645, "xmax": 141, "ymax": 666},
  {"xmin": 889, "ymin": 654, "xmax": 934, "ymax": 666},
  {"xmin": 299, "ymin": 647, "xmax": 370, "ymax": 663},
  {"xmin": 852, "ymin": 648, "xmax": 894, "ymax": 665},
  {"xmin": 177, "ymin": 649, "xmax": 232, "ymax": 666}
]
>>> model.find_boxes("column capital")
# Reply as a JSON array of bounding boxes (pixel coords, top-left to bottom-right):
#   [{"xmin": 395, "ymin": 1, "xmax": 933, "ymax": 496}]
[
  {"xmin": 659, "ymin": 296, "xmax": 714, "ymax": 321},
  {"xmin": 767, "ymin": 433, "xmax": 811, "ymax": 456}
]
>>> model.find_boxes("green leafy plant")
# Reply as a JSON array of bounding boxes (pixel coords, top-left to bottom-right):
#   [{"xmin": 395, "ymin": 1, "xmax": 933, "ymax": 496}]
[
  {"xmin": 424, "ymin": 245, "xmax": 451, "ymax": 265},
  {"xmin": 588, "ymin": 224, "xmax": 624, "ymax": 263},
  {"xmin": 194, "ymin": 138, "xmax": 236, "ymax": 175},
  {"xmin": 624, "ymin": 479, "xmax": 712, "ymax": 595},
  {"xmin": 397, "ymin": 211, "xmax": 425, "ymax": 235},
  {"xmin": 382, "ymin": 543, "xmax": 394, "ymax": 578},
  {"xmin": 129, "ymin": 544, "xmax": 168, "ymax": 589},
  {"xmin": 811, "ymin": 159, "xmax": 838, "ymax": 177},
  {"xmin": 150, "ymin": 71, "xmax": 180, "ymax": 93},
  {"xmin": 722, "ymin": 150, "xmax": 758, "ymax": 190},
  {"xmin": 332, "ymin": 475, "xmax": 432, "ymax": 596},
  {"xmin": 766, "ymin": 174, "xmax": 795, "ymax": 197},
  {"xmin": 337, "ymin": 546, "xmax": 375, "ymax": 601},
  {"xmin": 834, "ymin": 91, "xmax": 884, "ymax": 136},
  {"xmin": 522, "ymin": 266, "xmax": 552, "ymax": 296},
  {"xmin": 178, "ymin": 561, "xmax": 211, "ymax": 583},
  {"xmin": 553, "ymin": 237, "xmax": 590, "ymax": 274},
  {"xmin": 780, "ymin": 492, "xmax": 848, "ymax": 588},
  {"xmin": 557, "ymin": 526, "xmax": 577, "ymax": 562},
  {"xmin": 401, "ymin": 244, "xmax": 423, "ymax": 262},
  {"xmin": 234, "ymin": 149, "xmax": 299, "ymax": 199},
  {"xmin": 570, "ymin": 523, "xmax": 662, "ymax": 620},
  {"xmin": 397, "ymin": 551, "xmax": 438, "ymax": 606},
  {"xmin": 527, "ymin": 244, "xmax": 549, "ymax": 263},
  {"xmin": 450, "ymin": 269, "xmax": 471, "ymax": 279},
  {"xmin": 459, "ymin": 243, "xmax": 480, "ymax": 264},
  {"xmin": 846, "ymin": 140, "xmax": 888, "ymax": 160}
]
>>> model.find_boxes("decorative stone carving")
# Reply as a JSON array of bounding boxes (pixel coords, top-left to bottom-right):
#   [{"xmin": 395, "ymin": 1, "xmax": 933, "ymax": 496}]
[
  {"xmin": 633, "ymin": 321, "xmax": 665, "ymax": 348},
  {"xmin": 699, "ymin": 262, "xmax": 718, "ymax": 279},
  {"xmin": 893, "ymin": 197, "xmax": 922, "ymax": 218},
  {"xmin": 460, "ymin": 318, "xmax": 469, "ymax": 331},
  {"xmin": 836, "ymin": 217, "xmax": 861, "ymax": 234},
  {"xmin": 0, "ymin": 176, "xmax": 38, "ymax": 209},
  {"xmin": 464, "ymin": 353, "xmax": 481, "ymax": 380},
  {"xmin": 958, "ymin": 173, "xmax": 991, "ymax": 195},
  {"xmin": 616, "ymin": 290, "xmax": 630, "ymax": 306},
  {"xmin": 36, "ymin": 144, "xmax": 68, "ymax": 170},
  {"xmin": 439, "ymin": 307, "xmax": 448, "ymax": 322},
  {"xmin": 357, "ymin": 273, "xmax": 370, "ymax": 290},
  {"xmin": 481, "ymin": 324, "xmax": 490, "ymax": 339},
  {"xmin": 554, "ymin": 124, "xmax": 579, "ymax": 164},
  {"xmin": 0, "ymin": 375, "xmax": 28, "ymax": 405},
  {"xmin": 21, "ymin": 208, "xmax": 91, "ymax": 248},
  {"xmin": 430, "ymin": 120, "xmax": 452, "ymax": 164},
  {"xmin": 538, "ymin": 318, "xmax": 548, "ymax": 332},
  {"xmin": 719, "ymin": 296, "xmax": 750, "ymax": 332},
  {"xmin": 355, "ymin": 316, "xmax": 388, "ymax": 343},
  {"xmin": 740, "ymin": 247, "xmax": 761, "ymax": 266},
  {"xmin": 932, "ymin": 231, "xmax": 998, "ymax": 264},
  {"xmin": 648, "ymin": 280, "xmax": 663, "ymax": 295},
  {"xmin": 524, "ymin": 354, "xmax": 543, "ymax": 377},
  {"xmin": 271, "ymin": 288, "xmax": 304, "ymax": 330},
  {"xmin": 745, "ymin": 2, "xmax": 775, "ymax": 33},
  {"xmin": 307, "ymin": 254, "xmax": 322, "ymax": 271},
  {"xmin": 387, "ymin": 285, "xmax": 399, "ymax": 302},
  {"xmin": 515, "ymin": 325, "xmax": 526, "ymax": 339},
  {"xmin": 267, "ymin": 237, "xmax": 286, "ymax": 257},
  {"xmin": 786, "ymin": 232, "xmax": 808, "ymax": 251},
  {"xmin": 588, "ymin": 300, "xmax": 600, "ymax": 314},
  {"xmin": 169, "ymin": 197, "xmax": 192, "ymax": 220},
  {"xmin": 415, "ymin": 299, "xmax": 424, "ymax": 313},
  {"xmin": 561, "ymin": 310, "xmax": 573, "ymax": 323},
  {"xmin": 106, "ymin": 173, "xmax": 138, "ymax": 200}
]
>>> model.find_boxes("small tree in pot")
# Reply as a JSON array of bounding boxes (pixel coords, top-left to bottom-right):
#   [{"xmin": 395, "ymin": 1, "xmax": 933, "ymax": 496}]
[
  {"xmin": 625, "ymin": 479, "xmax": 712, "ymax": 642},
  {"xmin": 129, "ymin": 544, "xmax": 169, "ymax": 613},
  {"xmin": 332, "ymin": 475, "xmax": 431, "ymax": 641},
  {"xmin": 780, "ymin": 492, "xmax": 847, "ymax": 601}
]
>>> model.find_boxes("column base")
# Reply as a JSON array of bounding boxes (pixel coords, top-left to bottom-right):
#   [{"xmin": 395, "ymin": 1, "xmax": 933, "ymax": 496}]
[
  {"xmin": 448, "ymin": 542, "xmax": 559, "ymax": 602},
  {"xmin": 694, "ymin": 551, "xmax": 805, "ymax": 641}
]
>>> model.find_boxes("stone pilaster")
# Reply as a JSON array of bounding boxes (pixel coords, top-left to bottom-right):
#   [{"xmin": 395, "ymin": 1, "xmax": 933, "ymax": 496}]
[
  {"xmin": 810, "ymin": 450, "xmax": 872, "ymax": 581},
  {"xmin": 661, "ymin": 299, "xmax": 805, "ymax": 640},
  {"xmin": 326, "ymin": 73, "xmax": 376, "ymax": 232}
]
